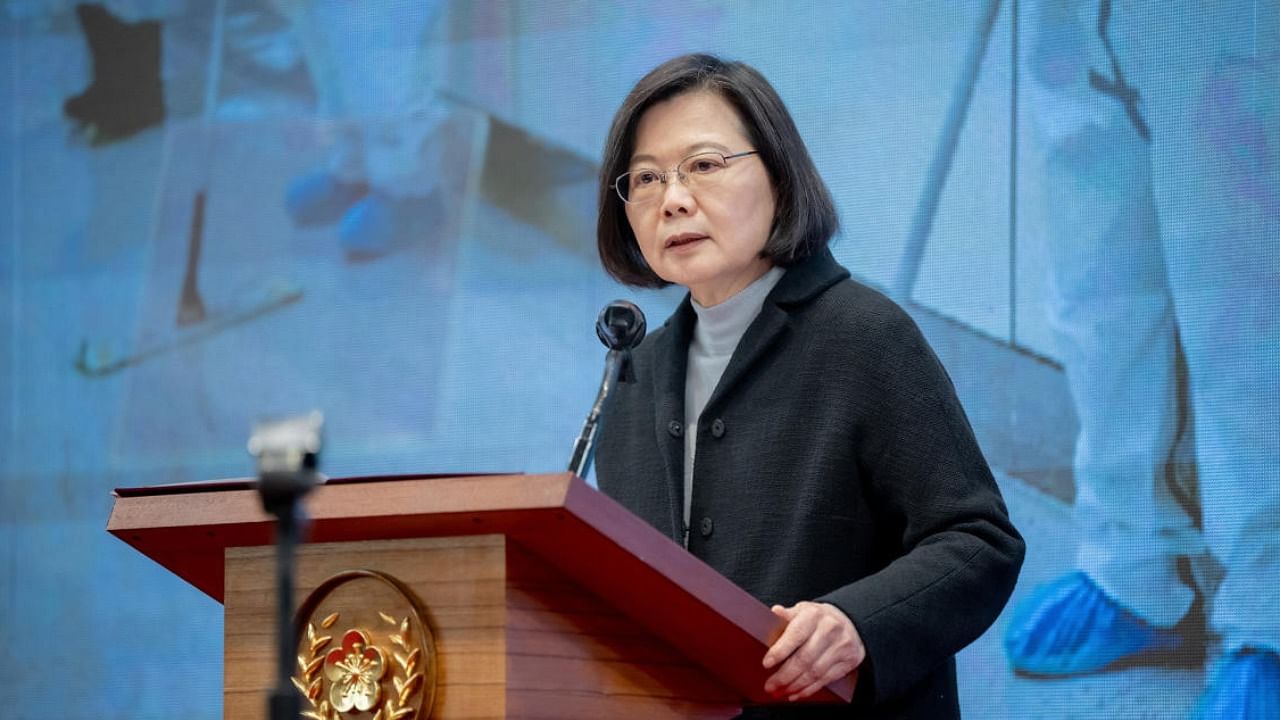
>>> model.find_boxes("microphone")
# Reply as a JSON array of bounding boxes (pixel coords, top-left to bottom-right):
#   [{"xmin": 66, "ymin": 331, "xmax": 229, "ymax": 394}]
[
  {"xmin": 596, "ymin": 300, "xmax": 647, "ymax": 352},
  {"xmin": 568, "ymin": 301, "xmax": 647, "ymax": 478}
]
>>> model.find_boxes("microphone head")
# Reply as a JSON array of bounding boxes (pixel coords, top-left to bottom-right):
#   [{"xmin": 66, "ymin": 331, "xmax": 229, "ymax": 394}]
[{"xmin": 596, "ymin": 300, "xmax": 646, "ymax": 351}]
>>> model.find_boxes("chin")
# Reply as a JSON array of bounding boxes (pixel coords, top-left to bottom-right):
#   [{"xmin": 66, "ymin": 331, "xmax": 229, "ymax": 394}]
[{"xmin": 656, "ymin": 268, "xmax": 704, "ymax": 292}]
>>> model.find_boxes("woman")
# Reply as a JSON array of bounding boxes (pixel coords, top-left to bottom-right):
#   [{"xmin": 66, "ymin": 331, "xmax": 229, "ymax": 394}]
[{"xmin": 594, "ymin": 54, "xmax": 1025, "ymax": 719}]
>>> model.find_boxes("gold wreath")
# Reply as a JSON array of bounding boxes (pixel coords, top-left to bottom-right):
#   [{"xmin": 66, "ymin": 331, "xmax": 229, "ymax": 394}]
[
  {"xmin": 295, "ymin": 612, "xmax": 340, "ymax": 720},
  {"xmin": 378, "ymin": 611, "xmax": 425, "ymax": 720},
  {"xmin": 292, "ymin": 611, "xmax": 425, "ymax": 720}
]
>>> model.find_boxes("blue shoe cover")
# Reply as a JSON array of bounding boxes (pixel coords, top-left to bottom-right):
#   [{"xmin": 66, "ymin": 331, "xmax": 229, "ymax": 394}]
[
  {"xmin": 284, "ymin": 172, "xmax": 368, "ymax": 227},
  {"xmin": 338, "ymin": 192, "xmax": 442, "ymax": 261},
  {"xmin": 1193, "ymin": 648, "xmax": 1280, "ymax": 720},
  {"xmin": 1004, "ymin": 572, "xmax": 1185, "ymax": 676}
]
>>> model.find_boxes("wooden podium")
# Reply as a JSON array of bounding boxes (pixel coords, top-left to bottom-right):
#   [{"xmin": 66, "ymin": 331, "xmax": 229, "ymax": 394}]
[{"xmin": 108, "ymin": 472, "xmax": 855, "ymax": 719}]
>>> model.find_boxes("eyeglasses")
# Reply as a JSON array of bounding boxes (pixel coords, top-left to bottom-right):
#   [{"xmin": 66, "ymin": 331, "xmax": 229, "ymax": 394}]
[{"xmin": 612, "ymin": 150, "xmax": 759, "ymax": 205}]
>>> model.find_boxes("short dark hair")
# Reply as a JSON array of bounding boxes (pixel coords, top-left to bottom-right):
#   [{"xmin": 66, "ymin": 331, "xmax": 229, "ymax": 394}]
[{"xmin": 597, "ymin": 53, "xmax": 839, "ymax": 288}]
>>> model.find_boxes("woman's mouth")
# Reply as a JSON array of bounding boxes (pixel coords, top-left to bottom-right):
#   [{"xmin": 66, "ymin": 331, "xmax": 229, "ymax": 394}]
[{"xmin": 665, "ymin": 232, "xmax": 708, "ymax": 249}]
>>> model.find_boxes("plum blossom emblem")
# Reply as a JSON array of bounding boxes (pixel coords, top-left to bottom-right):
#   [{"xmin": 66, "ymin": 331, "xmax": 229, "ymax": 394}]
[{"xmin": 324, "ymin": 629, "xmax": 387, "ymax": 712}]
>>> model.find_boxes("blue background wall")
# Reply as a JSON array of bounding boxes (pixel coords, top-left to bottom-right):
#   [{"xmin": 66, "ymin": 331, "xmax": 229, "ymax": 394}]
[{"xmin": 1, "ymin": 1, "xmax": 1275, "ymax": 717}]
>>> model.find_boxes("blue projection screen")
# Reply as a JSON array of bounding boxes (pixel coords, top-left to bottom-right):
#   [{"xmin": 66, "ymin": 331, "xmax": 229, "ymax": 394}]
[{"xmin": 1, "ymin": 1, "xmax": 1276, "ymax": 717}]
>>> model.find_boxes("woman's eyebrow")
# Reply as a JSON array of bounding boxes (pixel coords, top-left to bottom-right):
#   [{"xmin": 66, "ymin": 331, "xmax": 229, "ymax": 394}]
[{"xmin": 629, "ymin": 141, "xmax": 732, "ymax": 167}]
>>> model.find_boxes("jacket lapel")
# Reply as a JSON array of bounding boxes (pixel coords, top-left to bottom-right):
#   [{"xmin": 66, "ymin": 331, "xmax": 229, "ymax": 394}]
[
  {"xmin": 651, "ymin": 297, "xmax": 695, "ymax": 541},
  {"xmin": 703, "ymin": 249, "xmax": 851, "ymax": 416},
  {"xmin": 702, "ymin": 301, "xmax": 789, "ymax": 416}
]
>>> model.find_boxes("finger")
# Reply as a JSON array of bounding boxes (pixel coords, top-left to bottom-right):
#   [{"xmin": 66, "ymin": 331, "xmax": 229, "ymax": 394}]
[
  {"xmin": 779, "ymin": 644, "xmax": 849, "ymax": 697},
  {"xmin": 768, "ymin": 643, "xmax": 823, "ymax": 696},
  {"xmin": 795, "ymin": 652, "xmax": 860, "ymax": 701},
  {"xmin": 761, "ymin": 607, "xmax": 815, "ymax": 669},
  {"xmin": 789, "ymin": 675, "xmax": 832, "ymax": 702},
  {"xmin": 766, "ymin": 624, "xmax": 829, "ymax": 693},
  {"xmin": 764, "ymin": 604, "xmax": 797, "ymax": 663}
]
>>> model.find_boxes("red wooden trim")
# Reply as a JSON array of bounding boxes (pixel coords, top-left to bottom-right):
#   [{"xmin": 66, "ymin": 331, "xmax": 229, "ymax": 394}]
[{"xmin": 107, "ymin": 472, "xmax": 855, "ymax": 704}]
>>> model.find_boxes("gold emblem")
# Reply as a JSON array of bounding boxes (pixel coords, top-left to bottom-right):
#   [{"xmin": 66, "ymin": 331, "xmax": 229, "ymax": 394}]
[
  {"xmin": 292, "ymin": 571, "xmax": 437, "ymax": 720},
  {"xmin": 325, "ymin": 629, "xmax": 386, "ymax": 712}
]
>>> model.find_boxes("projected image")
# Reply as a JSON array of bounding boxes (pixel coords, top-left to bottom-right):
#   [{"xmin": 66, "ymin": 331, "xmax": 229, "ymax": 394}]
[
  {"xmin": 1, "ymin": 1, "xmax": 1274, "ymax": 717},
  {"xmin": 1004, "ymin": 2, "xmax": 1280, "ymax": 717}
]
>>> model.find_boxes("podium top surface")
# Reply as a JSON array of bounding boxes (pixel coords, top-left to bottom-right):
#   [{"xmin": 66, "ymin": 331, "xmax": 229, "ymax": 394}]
[{"xmin": 107, "ymin": 472, "xmax": 856, "ymax": 705}]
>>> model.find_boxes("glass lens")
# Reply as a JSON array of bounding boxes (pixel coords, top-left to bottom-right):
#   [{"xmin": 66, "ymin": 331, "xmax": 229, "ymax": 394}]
[
  {"xmin": 679, "ymin": 153, "xmax": 729, "ymax": 194},
  {"xmin": 680, "ymin": 152, "xmax": 729, "ymax": 176},
  {"xmin": 617, "ymin": 169, "xmax": 657, "ymax": 203}
]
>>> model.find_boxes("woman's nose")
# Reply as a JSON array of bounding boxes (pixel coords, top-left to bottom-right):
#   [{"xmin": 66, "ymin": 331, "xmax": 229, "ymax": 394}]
[{"xmin": 659, "ymin": 177, "xmax": 695, "ymax": 216}]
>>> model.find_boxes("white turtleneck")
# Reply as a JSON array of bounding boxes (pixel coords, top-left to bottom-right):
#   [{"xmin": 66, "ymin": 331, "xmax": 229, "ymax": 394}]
[{"xmin": 683, "ymin": 265, "xmax": 786, "ymax": 541}]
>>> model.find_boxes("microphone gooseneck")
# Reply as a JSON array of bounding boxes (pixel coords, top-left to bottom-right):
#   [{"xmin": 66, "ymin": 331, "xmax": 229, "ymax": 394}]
[{"xmin": 568, "ymin": 301, "xmax": 647, "ymax": 478}]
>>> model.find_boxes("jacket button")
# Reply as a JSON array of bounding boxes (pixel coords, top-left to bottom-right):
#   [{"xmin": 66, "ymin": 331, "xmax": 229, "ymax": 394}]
[
  {"xmin": 668, "ymin": 420, "xmax": 683, "ymax": 438},
  {"xmin": 710, "ymin": 418, "xmax": 725, "ymax": 438},
  {"xmin": 700, "ymin": 516, "xmax": 714, "ymax": 537}
]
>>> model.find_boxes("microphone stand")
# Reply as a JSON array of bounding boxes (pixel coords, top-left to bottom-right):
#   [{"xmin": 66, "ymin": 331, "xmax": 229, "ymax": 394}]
[
  {"xmin": 249, "ymin": 412, "xmax": 324, "ymax": 720},
  {"xmin": 568, "ymin": 347, "xmax": 628, "ymax": 478},
  {"xmin": 568, "ymin": 300, "xmax": 646, "ymax": 478}
]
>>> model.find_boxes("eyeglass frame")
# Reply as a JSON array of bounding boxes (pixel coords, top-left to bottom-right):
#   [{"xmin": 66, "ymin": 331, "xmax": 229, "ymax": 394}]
[{"xmin": 611, "ymin": 150, "xmax": 760, "ymax": 205}]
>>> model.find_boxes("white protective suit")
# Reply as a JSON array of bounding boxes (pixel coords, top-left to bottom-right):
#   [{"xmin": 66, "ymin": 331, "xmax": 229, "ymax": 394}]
[
  {"xmin": 1030, "ymin": 0, "xmax": 1279, "ymax": 655},
  {"xmin": 269, "ymin": 0, "xmax": 448, "ymax": 201}
]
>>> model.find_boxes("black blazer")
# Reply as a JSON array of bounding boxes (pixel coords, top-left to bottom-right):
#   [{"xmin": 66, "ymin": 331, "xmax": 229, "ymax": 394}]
[{"xmin": 596, "ymin": 250, "xmax": 1025, "ymax": 719}]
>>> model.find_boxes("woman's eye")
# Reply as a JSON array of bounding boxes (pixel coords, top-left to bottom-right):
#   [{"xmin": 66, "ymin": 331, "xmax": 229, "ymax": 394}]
[
  {"xmin": 633, "ymin": 171, "xmax": 660, "ymax": 186},
  {"xmin": 690, "ymin": 158, "xmax": 723, "ymax": 173}
]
